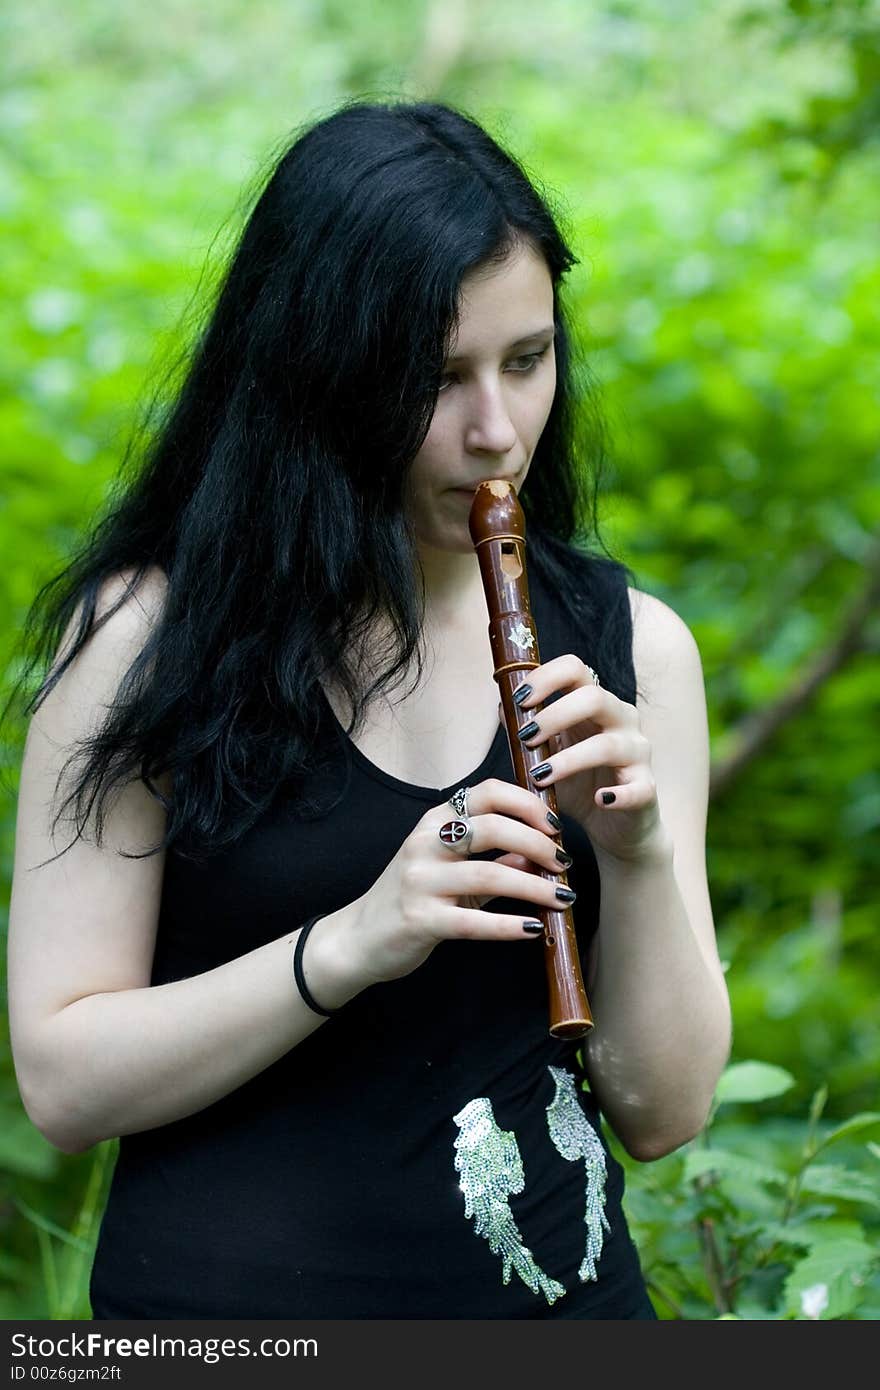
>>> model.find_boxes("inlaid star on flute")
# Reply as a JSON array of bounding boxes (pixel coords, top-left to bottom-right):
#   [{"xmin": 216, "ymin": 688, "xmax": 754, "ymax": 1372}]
[{"xmin": 508, "ymin": 621, "xmax": 535, "ymax": 654}]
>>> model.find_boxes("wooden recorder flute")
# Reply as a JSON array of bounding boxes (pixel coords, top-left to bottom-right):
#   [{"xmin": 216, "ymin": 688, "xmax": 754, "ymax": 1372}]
[{"xmin": 469, "ymin": 479, "xmax": 593, "ymax": 1040}]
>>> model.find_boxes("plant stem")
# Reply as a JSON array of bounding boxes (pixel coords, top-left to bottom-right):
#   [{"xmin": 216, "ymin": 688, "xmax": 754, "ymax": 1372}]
[
  {"xmin": 35, "ymin": 1224, "xmax": 59, "ymax": 1319},
  {"xmin": 781, "ymin": 1085, "xmax": 827, "ymax": 1225},
  {"xmin": 644, "ymin": 1277, "xmax": 686, "ymax": 1319},
  {"xmin": 696, "ymin": 1213, "xmax": 733, "ymax": 1314},
  {"xmin": 58, "ymin": 1143, "xmax": 113, "ymax": 1319}
]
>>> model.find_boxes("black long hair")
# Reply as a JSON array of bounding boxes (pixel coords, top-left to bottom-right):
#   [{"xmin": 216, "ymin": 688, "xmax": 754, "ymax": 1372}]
[{"xmin": 2, "ymin": 97, "xmax": 637, "ymax": 866}]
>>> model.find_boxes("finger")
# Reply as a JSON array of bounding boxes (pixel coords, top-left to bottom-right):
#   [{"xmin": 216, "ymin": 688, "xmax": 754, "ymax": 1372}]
[
  {"xmin": 527, "ymin": 732, "xmax": 634, "ymax": 787},
  {"xmin": 439, "ymin": 900, "xmax": 550, "ymax": 941},
  {"xmin": 469, "ymin": 852, "xmax": 540, "ymax": 909},
  {"xmin": 428, "ymin": 813, "xmax": 566, "ymax": 875},
  {"xmin": 428, "ymin": 777, "xmax": 559, "ymax": 836},
  {"xmin": 480, "ymin": 813, "xmax": 569, "ymax": 872},
  {"xmin": 424, "ymin": 859, "xmax": 576, "ymax": 914},
  {"xmin": 512, "ymin": 655, "xmax": 611, "ymax": 707},
  {"xmin": 495, "ymin": 852, "xmax": 542, "ymax": 874},
  {"xmin": 514, "ymin": 682, "xmax": 606, "ymax": 737},
  {"xmin": 511, "ymin": 653, "xmax": 584, "ymax": 705},
  {"xmin": 515, "ymin": 695, "xmax": 602, "ymax": 747},
  {"xmin": 594, "ymin": 779, "xmax": 656, "ymax": 810}
]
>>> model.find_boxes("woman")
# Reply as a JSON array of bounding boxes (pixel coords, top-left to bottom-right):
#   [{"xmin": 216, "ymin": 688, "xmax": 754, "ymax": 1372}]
[{"xmin": 6, "ymin": 98, "xmax": 731, "ymax": 1319}]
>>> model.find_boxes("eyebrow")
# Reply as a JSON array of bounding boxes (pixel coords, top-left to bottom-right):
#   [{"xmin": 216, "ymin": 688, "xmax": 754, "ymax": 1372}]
[{"xmin": 445, "ymin": 325, "xmax": 555, "ymax": 364}]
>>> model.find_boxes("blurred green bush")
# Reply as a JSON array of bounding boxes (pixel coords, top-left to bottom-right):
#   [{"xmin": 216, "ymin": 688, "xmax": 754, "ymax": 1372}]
[{"xmin": 2, "ymin": 0, "xmax": 877, "ymax": 1319}]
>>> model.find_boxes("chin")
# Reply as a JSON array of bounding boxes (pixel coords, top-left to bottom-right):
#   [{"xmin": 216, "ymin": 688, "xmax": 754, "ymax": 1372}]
[{"xmin": 415, "ymin": 521, "xmax": 474, "ymax": 553}]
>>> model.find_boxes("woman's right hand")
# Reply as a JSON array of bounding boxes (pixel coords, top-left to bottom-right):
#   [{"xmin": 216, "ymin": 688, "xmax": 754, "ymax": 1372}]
[{"xmin": 332, "ymin": 778, "xmax": 576, "ymax": 988}]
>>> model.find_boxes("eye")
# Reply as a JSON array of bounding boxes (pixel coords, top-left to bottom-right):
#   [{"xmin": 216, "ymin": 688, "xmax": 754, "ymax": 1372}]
[
  {"xmin": 509, "ymin": 348, "xmax": 550, "ymax": 372},
  {"xmin": 437, "ymin": 345, "xmax": 550, "ymax": 393}
]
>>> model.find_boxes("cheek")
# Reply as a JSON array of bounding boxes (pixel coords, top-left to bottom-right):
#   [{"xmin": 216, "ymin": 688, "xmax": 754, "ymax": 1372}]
[
  {"xmin": 414, "ymin": 418, "xmax": 452, "ymax": 472},
  {"xmin": 406, "ymin": 435, "xmax": 444, "ymax": 501},
  {"xmin": 424, "ymin": 408, "xmax": 454, "ymax": 448}
]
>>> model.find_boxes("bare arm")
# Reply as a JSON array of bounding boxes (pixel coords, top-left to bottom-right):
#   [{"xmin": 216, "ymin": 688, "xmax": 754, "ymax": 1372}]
[
  {"xmin": 21, "ymin": 904, "xmax": 363, "ymax": 1154},
  {"xmin": 7, "ymin": 566, "xmax": 365, "ymax": 1154},
  {"xmin": 583, "ymin": 841, "xmax": 731, "ymax": 1161},
  {"xmin": 581, "ymin": 592, "xmax": 732, "ymax": 1160}
]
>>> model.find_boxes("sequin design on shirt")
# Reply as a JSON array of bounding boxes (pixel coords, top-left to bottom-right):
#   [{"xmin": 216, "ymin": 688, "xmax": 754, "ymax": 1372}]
[
  {"xmin": 453, "ymin": 1097, "xmax": 567, "ymax": 1306},
  {"xmin": 546, "ymin": 1065, "xmax": 610, "ymax": 1282}
]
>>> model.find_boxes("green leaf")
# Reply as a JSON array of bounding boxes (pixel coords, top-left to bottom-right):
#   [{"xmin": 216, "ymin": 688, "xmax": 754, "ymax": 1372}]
[
  {"xmin": 11, "ymin": 1199, "xmax": 92, "ymax": 1255},
  {"xmin": 0, "ymin": 1250, "xmax": 29, "ymax": 1280},
  {"xmin": 683, "ymin": 1147, "xmax": 789, "ymax": 1189},
  {"xmin": 798, "ymin": 1165, "xmax": 880, "ymax": 1210},
  {"xmin": 728, "ymin": 1301, "xmax": 779, "ymax": 1321},
  {"xmin": 813, "ymin": 1113, "xmax": 880, "ymax": 1156},
  {"xmin": 714, "ymin": 1062, "xmax": 796, "ymax": 1105},
  {"xmin": 0, "ymin": 1106, "xmax": 59, "ymax": 1180},
  {"xmin": 808, "ymin": 1085, "xmax": 828, "ymax": 1126},
  {"xmin": 783, "ymin": 1240, "xmax": 876, "ymax": 1320},
  {"xmin": 760, "ymin": 1218, "xmax": 864, "ymax": 1253}
]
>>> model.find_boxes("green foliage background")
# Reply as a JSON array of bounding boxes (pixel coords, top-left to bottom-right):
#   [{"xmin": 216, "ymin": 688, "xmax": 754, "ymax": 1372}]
[{"xmin": 1, "ymin": 0, "xmax": 877, "ymax": 1319}]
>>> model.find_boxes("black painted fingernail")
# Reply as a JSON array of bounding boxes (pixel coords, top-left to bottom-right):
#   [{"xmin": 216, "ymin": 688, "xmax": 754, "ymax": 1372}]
[
  {"xmin": 530, "ymin": 762, "xmax": 552, "ymax": 781},
  {"xmin": 523, "ymin": 920, "xmax": 544, "ymax": 934},
  {"xmin": 513, "ymin": 683, "xmax": 532, "ymax": 707},
  {"xmin": 546, "ymin": 810, "xmax": 562, "ymax": 831},
  {"xmin": 602, "ymin": 792, "xmax": 616, "ymax": 805},
  {"xmin": 556, "ymin": 848, "xmax": 573, "ymax": 868},
  {"xmin": 555, "ymin": 886, "xmax": 577, "ymax": 903},
  {"xmin": 517, "ymin": 720, "xmax": 539, "ymax": 741}
]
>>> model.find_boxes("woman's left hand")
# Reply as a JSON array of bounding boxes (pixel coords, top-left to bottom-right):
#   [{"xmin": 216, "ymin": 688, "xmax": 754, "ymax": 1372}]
[{"xmin": 501, "ymin": 654, "xmax": 670, "ymax": 864}]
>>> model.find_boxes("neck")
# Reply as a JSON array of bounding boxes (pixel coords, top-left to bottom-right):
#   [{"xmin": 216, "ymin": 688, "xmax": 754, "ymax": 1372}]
[{"xmin": 416, "ymin": 544, "xmax": 485, "ymax": 633}]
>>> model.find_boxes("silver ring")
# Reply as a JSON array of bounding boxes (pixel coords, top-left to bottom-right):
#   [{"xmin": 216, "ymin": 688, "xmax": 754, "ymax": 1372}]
[
  {"xmin": 438, "ymin": 818, "xmax": 474, "ymax": 856},
  {"xmin": 586, "ymin": 664, "xmax": 601, "ymax": 687},
  {"xmin": 448, "ymin": 785, "xmax": 471, "ymax": 817}
]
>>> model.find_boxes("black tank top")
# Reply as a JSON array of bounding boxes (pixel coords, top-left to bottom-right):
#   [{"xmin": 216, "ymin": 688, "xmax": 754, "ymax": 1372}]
[{"xmin": 89, "ymin": 554, "xmax": 656, "ymax": 1320}]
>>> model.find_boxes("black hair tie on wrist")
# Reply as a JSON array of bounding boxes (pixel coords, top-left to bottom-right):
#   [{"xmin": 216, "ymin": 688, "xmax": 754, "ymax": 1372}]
[{"xmin": 293, "ymin": 915, "xmax": 337, "ymax": 1017}]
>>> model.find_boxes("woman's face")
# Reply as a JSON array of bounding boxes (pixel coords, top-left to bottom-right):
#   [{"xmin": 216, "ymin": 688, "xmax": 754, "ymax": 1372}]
[{"xmin": 404, "ymin": 239, "xmax": 557, "ymax": 551}]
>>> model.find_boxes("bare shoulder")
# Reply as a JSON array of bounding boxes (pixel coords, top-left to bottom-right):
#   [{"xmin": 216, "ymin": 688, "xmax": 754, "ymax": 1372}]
[
  {"xmin": 49, "ymin": 563, "xmax": 170, "ymax": 685},
  {"xmin": 36, "ymin": 562, "xmax": 174, "ymax": 812},
  {"xmin": 94, "ymin": 563, "xmax": 170, "ymax": 630},
  {"xmin": 626, "ymin": 585, "xmax": 703, "ymax": 706},
  {"xmin": 623, "ymin": 585, "xmax": 712, "ymax": 863}
]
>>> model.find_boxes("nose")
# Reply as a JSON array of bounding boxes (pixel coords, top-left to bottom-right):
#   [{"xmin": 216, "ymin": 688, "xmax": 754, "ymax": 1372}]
[{"xmin": 463, "ymin": 379, "xmax": 518, "ymax": 457}]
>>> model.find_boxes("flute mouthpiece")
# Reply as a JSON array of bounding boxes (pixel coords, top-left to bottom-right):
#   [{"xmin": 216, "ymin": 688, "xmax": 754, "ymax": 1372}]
[{"xmin": 468, "ymin": 479, "xmax": 525, "ymax": 548}]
